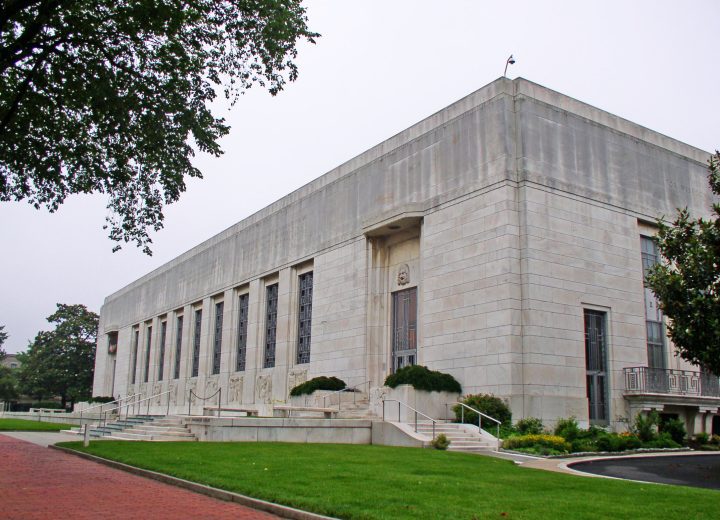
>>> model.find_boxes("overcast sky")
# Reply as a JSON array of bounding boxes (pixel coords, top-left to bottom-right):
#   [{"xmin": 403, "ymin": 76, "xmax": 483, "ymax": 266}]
[{"xmin": 1, "ymin": 0, "xmax": 718, "ymax": 354}]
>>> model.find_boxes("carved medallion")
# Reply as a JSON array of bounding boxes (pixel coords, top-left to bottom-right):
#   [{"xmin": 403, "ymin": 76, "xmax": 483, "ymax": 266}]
[{"xmin": 397, "ymin": 264, "xmax": 410, "ymax": 285}]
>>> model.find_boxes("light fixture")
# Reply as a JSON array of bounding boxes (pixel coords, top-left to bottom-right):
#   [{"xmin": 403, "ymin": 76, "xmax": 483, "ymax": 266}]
[{"xmin": 504, "ymin": 54, "xmax": 516, "ymax": 77}]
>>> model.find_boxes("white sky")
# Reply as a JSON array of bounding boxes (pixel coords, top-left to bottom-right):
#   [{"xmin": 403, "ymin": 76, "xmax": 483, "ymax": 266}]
[{"xmin": 1, "ymin": 0, "xmax": 718, "ymax": 354}]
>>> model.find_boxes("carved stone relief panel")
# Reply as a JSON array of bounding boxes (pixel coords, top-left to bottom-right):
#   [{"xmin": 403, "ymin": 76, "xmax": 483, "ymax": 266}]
[
  {"xmin": 229, "ymin": 375, "xmax": 244, "ymax": 404},
  {"xmin": 256, "ymin": 374, "xmax": 272, "ymax": 404}
]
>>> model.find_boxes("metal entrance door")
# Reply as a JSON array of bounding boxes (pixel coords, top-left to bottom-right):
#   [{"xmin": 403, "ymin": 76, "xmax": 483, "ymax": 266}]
[
  {"xmin": 584, "ymin": 310, "xmax": 608, "ymax": 424},
  {"xmin": 392, "ymin": 288, "xmax": 417, "ymax": 372}
]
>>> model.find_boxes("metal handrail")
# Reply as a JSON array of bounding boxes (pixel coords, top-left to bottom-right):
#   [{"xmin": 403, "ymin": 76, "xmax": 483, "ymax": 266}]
[
  {"xmin": 79, "ymin": 393, "xmax": 138, "ymax": 421},
  {"xmin": 320, "ymin": 380, "xmax": 371, "ymax": 410},
  {"xmin": 382, "ymin": 398, "xmax": 436, "ymax": 439},
  {"xmin": 129, "ymin": 389, "xmax": 172, "ymax": 417},
  {"xmin": 187, "ymin": 388, "xmax": 222, "ymax": 416},
  {"xmin": 448, "ymin": 401, "xmax": 501, "ymax": 450}
]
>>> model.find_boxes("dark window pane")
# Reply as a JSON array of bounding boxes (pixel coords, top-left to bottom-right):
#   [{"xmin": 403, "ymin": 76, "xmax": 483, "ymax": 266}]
[
  {"xmin": 236, "ymin": 294, "xmax": 249, "ymax": 371},
  {"xmin": 296, "ymin": 272, "xmax": 313, "ymax": 364},
  {"xmin": 264, "ymin": 284, "xmax": 278, "ymax": 368}
]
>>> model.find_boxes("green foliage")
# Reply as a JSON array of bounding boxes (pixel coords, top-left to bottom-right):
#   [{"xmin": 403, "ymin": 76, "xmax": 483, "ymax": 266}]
[
  {"xmin": 0, "ymin": 325, "xmax": 7, "ymax": 359},
  {"xmin": 88, "ymin": 396, "xmax": 116, "ymax": 404},
  {"xmin": 0, "ymin": 1, "xmax": 318, "ymax": 254},
  {"xmin": 454, "ymin": 394, "xmax": 511, "ymax": 426},
  {"xmin": 503, "ymin": 434, "xmax": 571, "ymax": 455},
  {"xmin": 644, "ymin": 151, "xmax": 720, "ymax": 373},
  {"xmin": 0, "ymin": 365, "xmax": 18, "ymax": 401},
  {"xmin": 695, "ymin": 432, "xmax": 710, "ymax": 445},
  {"xmin": 660, "ymin": 417, "xmax": 687, "ymax": 445},
  {"xmin": 17, "ymin": 304, "xmax": 98, "ymax": 408},
  {"xmin": 595, "ymin": 433, "xmax": 642, "ymax": 452},
  {"xmin": 430, "ymin": 433, "xmax": 450, "ymax": 450},
  {"xmin": 384, "ymin": 365, "xmax": 462, "ymax": 394},
  {"xmin": 515, "ymin": 417, "xmax": 544, "ymax": 435},
  {"xmin": 632, "ymin": 411, "xmax": 659, "ymax": 443},
  {"xmin": 553, "ymin": 417, "xmax": 581, "ymax": 442},
  {"xmin": 643, "ymin": 432, "xmax": 681, "ymax": 449},
  {"xmin": 289, "ymin": 376, "xmax": 345, "ymax": 397}
]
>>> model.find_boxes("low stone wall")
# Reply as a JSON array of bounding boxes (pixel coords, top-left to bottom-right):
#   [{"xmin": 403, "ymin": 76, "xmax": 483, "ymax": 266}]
[
  {"xmin": 0, "ymin": 411, "xmax": 97, "ymax": 424},
  {"xmin": 185, "ymin": 416, "xmax": 372, "ymax": 444}
]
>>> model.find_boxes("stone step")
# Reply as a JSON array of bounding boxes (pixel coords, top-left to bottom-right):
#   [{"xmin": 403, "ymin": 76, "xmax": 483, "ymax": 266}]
[
  {"xmin": 124, "ymin": 428, "xmax": 195, "ymax": 438},
  {"xmin": 125, "ymin": 425, "xmax": 189, "ymax": 433},
  {"xmin": 106, "ymin": 431, "xmax": 196, "ymax": 441}
]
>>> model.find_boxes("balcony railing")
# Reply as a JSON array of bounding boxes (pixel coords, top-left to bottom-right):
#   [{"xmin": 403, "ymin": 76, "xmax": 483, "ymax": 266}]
[{"xmin": 624, "ymin": 367, "xmax": 720, "ymax": 398}]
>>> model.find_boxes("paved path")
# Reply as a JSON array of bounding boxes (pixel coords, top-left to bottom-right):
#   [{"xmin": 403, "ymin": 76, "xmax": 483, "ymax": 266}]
[{"xmin": 0, "ymin": 434, "xmax": 279, "ymax": 520}]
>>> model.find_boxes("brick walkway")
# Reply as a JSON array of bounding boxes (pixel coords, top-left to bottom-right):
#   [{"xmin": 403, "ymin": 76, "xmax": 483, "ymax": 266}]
[{"xmin": 0, "ymin": 435, "xmax": 279, "ymax": 520}]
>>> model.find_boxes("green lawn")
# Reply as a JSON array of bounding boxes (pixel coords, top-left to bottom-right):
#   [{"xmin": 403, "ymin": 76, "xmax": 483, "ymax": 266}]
[
  {"xmin": 0, "ymin": 418, "xmax": 74, "ymax": 431},
  {"xmin": 58, "ymin": 441, "xmax": 719, "ymax": 519}
]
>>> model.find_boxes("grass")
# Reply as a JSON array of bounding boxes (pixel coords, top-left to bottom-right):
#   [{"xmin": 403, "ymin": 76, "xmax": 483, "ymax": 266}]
[
  {"xmin": 0, "ymin": 418, "xmax": 74, "ymax": 431},
  {"xmin": 58, "ymin": 441, "xmax": 719, "ymax": 519}
]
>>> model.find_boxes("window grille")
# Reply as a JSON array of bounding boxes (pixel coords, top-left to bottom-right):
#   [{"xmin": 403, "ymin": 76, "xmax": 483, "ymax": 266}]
[
  {"xmin": 392, "ymin": 287, "xmax": 417, "ymax": 372},
  {"xmin": 236, "ymin": 294, "xmax": 249, "ymax": 371},
  {"xmin": 174, "ymin": 316, "xmax": 183, "ymax": 379},
  {"xmin": 641, "ymin": 236, "xmax": 666, "ymax": 369},
  {"xmin": 212, "ymin": 302, "xmax": 224, "ymax": 375},
  {"xmin": 143, "ymin": 326, "xmax": 152, "ymax": 383},
  {"xmin": 296, "ymin": 272, "xmax": 313, "ymax": 364},
  {"xmin": 131, "ymin": 329, "xmax": 139, "ymax": 384},
  {"xmin": 158, "ymin": 321, "xmax": 167, "ymax": 381},
  {"xmin": 192, "ymin": 309, "xmax": 202, "ymax": 377},
  {"xmin": 585, "ymin": 310, "xmax": 608, "ymax": 424},
  {"xmin": 264, "ymin": 284, "xmax": 278, "ymax": 368}
]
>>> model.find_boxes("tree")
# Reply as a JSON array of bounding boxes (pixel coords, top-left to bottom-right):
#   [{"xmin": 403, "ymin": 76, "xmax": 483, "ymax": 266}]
[
  {"xmin": 17, "ymin": 304, "xmax": 98, "ymax": 408},
  {"xmin": 0, "ymin": 324, "xmax": 7, "ymax": 359},
  {"xmin": 645, "ymin": 152, "xmax": 720, "ymax": 374},
  {"xmin": 0, "ymin": 1, "xmax": 318, "ymax": 254}
]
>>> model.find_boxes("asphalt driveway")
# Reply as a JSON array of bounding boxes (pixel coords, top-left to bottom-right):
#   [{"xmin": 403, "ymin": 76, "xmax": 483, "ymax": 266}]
[{"xmin": 569, "ymin": 454, "xmax": 720, "ymax": 490}]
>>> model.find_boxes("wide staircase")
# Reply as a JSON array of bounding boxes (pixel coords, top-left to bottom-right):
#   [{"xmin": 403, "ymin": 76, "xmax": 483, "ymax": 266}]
[
  {"xmin": 65, "ymin": 415, "xmax": 197, "ymax": 442},
  {"xmin": 415, "ymin": 421, "xmax": 498, "ymax": 453}
]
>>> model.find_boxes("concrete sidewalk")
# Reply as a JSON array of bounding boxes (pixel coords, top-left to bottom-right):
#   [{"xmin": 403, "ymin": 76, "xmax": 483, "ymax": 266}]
[{"xmin": 0, "ymin": 433, "xmax": 280, "ymax": 519}]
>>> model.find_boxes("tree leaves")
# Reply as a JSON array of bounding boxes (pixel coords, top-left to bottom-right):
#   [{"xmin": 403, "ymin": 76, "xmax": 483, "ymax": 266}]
[
  {"xmin": 0, "ymin": 1, "xmax": 318, "ymax": 254},
  {"xmin": 646, "ymin": 152, "xmax": 720, "ymax": 374},
  {"xmin": 17, "ymin": 303, "xmax": 98, "ymax": 406}
]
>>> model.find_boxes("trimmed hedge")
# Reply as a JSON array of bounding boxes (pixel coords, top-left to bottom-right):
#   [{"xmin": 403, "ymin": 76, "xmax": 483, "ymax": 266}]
[
  {"xmin": 503, "ymin": 434, "xmax": 571, "ymax": 453},
  {"xmin": 384, "ymin": 365, "xmax": 462, "ymax": 393},
  {"xmin": 290, "ymin": 376, "xmax": 346, "ymax": 397}
]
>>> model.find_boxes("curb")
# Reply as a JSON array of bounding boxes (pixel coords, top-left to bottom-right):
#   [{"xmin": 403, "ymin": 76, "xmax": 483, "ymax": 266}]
[{"xmin": 50, "ymin": 445, "xmax": 336, "ymax": 520}]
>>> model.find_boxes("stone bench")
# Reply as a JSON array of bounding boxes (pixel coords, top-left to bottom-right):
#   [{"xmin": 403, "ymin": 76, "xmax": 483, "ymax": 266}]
[
  {"xmin": 202, "ymin": 406, "xmax": 259, "ymax": 417},
  {"xmin": 272, "ymin": 405, "xmax": 339, "ymax": 419}
]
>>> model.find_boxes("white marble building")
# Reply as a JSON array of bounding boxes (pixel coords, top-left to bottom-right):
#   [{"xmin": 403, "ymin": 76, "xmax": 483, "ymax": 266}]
[{"xmin": 92, "ymin": 77, "xmax": 719, "ymax": 433}]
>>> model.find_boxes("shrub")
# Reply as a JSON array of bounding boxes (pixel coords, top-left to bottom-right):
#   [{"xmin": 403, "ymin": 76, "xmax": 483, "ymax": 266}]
[
  {"xmin": 515, "ymin": 417, "xmax": 544, "ymax": 435},
  {"xmin": 595, "ymin": 432, "xmax": 640, "ymax": 452},
  {"xmin": 431, "ymin": 433, "xmax": 450, "ymax": 450},
  {"xmin": 30, "ymin": 401, "xmax": 62, "ymax": 409},
  {"xmin": 290, "ymin": 376, "xmax": 346, "ymax": 396},
  {"xmin": 503, "ymin": 434, "xmax": 571, "ymax": 454},
  {"xmin": 643, "ymin": 432, "xmax": 680, "ymax": 449},
  {"xmin": 454, "ymin": 394, "xmax": 511, "ymax": 427},
  {"xmin": 554, "ymin": 417, "xmax": 581, "ymax": 442},
  {"xmin": 384, "ymin": 365, "xmax": 462, "ymax": 393},
  {"xmin": 711, "ymin": 434, "xmax": 720, "ymax": 446},
  {"xmin": 660, "ymin": 417, "xmax": 686, "ymax": 445},
  {"xmin": 633, "ymin": 411, "xmax": 659, "ymax": 442},
  {"xmin": 570, "ymin": 439, "xmax": 597, "ymax": 453},
  {"xmin": 695, "ymin": 432, "xmax": 710, "ymax": 445}
]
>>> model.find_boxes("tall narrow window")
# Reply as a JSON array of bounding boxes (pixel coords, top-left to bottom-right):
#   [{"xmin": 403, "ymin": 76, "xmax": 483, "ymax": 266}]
[
  {"xmin": 585, "ymin": 310, "xmax": 608, "ymax": 425},
  {"xmin": 641, "ymin": 236, "xmax": 666, "ymax": 370},
  {"xmin": 131, "ymin": 328, "xmax": 139, "ymax": 384},
  {"xmin": 236, "ymin": 293, "xmax": 249, "ymax": 371},
  {"xmin": 173, "ymin": 315, "xmax": 183, "ymax": 379},
  {"xmin": 143, "ymin": 326, "xmax": 152, "ymax": 383},
  {"xmin": 392, "ymin": 287, "xmax": 417, "ymax": 372},
  {"xmin": 264, "ymin": 284, "xmax": 278, "ymax": 368},
  {"xmin": 212, "ymin": 301, "xmax": 224, "ymax": 375},
  {"xmin": 192, "ymin": 309, "xmax": 202, "ymax": 377},
  {"xmin": 296, "ymin": 272, "xmax": 314, "ymax": 364},
  {"xmin": 158, "ymin": 321, "xmax": 167, "ymax": 381}
]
